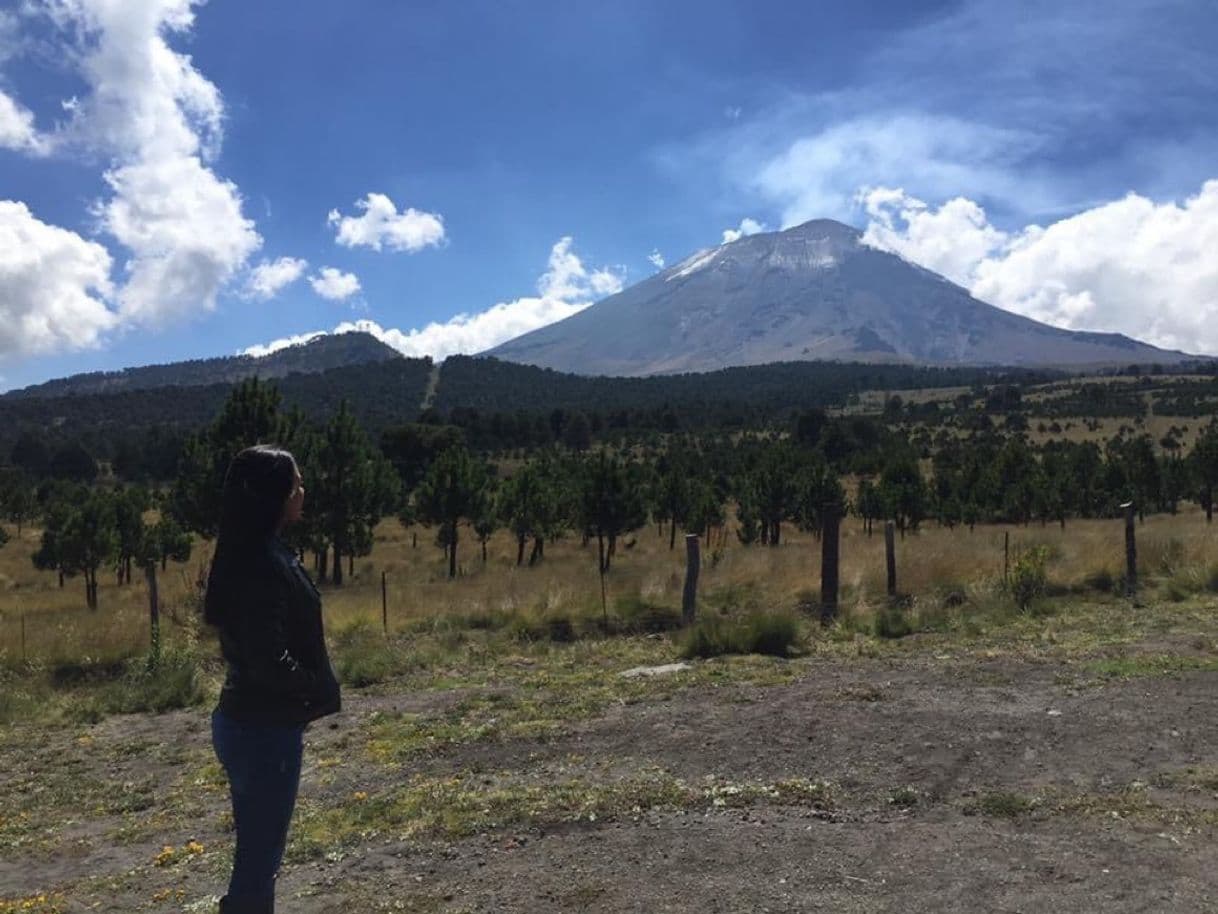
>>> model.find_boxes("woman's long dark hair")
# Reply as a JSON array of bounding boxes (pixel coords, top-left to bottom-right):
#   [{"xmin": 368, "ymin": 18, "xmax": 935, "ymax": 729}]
[{"xmin": 204, "ymin": 445, "xmax": 297, "ymax": 626}]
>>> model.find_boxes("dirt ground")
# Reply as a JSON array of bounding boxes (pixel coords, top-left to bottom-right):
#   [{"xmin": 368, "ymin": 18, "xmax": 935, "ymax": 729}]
[{"xmin": 3, "ymin": 648, "xmax": 1218, "ymax": 913}]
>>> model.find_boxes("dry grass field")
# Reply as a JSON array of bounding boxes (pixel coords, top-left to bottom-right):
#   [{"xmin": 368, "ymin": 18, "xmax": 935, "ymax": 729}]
[
  {"xmin": 5, "ymin": 506, "xmax": 1218, "ymax": 912},
  {"xmin": 3, "ymin": 506, "xmax": 1217, "ymax": 668}
]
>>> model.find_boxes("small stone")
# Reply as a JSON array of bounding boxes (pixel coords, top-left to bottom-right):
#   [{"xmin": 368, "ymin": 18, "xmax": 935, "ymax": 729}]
[{"xmin": 619, "ymin": 662, "xmax": 692, "ymax": 679}]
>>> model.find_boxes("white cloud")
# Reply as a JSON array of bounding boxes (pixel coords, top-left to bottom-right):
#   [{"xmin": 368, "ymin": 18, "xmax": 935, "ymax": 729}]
[
  {"xmin": 243, "ymin": 256, "xmax": 308, "ymax": 300},
  {"xmin": 859, "ymin": 187, "xmax": 1007, "ymax": 286},
  {"xmin": 247, "ymin": 237, "xmax": 624, "ymax": 361},
  {"xmin": 536, "ymin": 236, "xmax": 624, "ymax": 301},
  {"xmin": 648, "ymin": 249, "xmax": 665, "ymax": 269},
  {"xmin": 34, "ymin": 0, "xmax": 260, "ymax": 326},
  {"xmin": 327, "ymin": 192, "xmax": 446, "ymax": 253},
  {"xmin": 722, "ymin": 217, "xmax": 765, "ymax": 244},
  {"xmin": 753, "ymin": 114, "xmax": 1038, "ymax": 227},
  {"xmin": 241, "ymin": 329, "xmax": 326, "ymax": 358},
  {"xmin": 0, "ymin": 90, "xmax": 46, "ymax": 154},
  {"xmin": 104, "ymin": 155, "xmax": 260, "ymax": 323},
  {"xmin": 860, "ymin": 181, "xmax": 1218, "ymax": 354},
  {"xmin": 0, "ymin": 200, "xmax": 116, "ymax": 358},
  {"xmin": 310, "ymin": 267, "xmax": 361, "ymax": 301}
]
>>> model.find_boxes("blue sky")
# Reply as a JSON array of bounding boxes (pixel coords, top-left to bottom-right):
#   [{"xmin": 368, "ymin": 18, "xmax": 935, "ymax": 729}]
[{"xmin": 1, "ymin": 0, "xmax": 1217, "ymax": 390}]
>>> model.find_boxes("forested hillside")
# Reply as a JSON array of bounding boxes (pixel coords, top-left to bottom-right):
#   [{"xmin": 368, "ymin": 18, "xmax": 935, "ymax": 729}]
[{"xmin": 3, "ymin": 332, "xmax": 404, "ymax": 400}]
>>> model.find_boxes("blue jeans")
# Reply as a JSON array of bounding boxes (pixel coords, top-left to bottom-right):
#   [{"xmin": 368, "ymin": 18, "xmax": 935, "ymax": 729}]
[{"xmin": 212, "ymin": 710, "xmax": 305, "ymax": 912}]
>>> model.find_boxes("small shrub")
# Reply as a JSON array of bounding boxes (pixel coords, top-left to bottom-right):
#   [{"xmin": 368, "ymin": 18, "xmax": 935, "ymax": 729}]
[
  {"xmin": 1009, "ymin": 546, "xmax": 1050, "ymax": 612},
  {"xmin": 964, "ymin": 791, "xmax": 1035, "ymax": 818},
  {"xmin": 1081, "ymin": 567, "xmax": 1116, "ymax": 594},
  {"xmin": 915, "ymin": 600, "xmax": 956, "ymax": 634},
  {"xmin": 1205, "ymin": 565, "xmax": 1218, "ymax": 594},
  {"xmin": 888, "ymin": 786, "xmax": 919, "ymax": 809},
  {"xmin": 874, "ymin": 604, "xmax": 912, "ymax": 639},
  {"xmin": 50, "ymin": 658, "xmax": 127, "ymax": 687},
  {"xmin": 333, "ymin": 620, "xmax": 401, "ymax": 687},
  {"xmin": 77, "ymin": 646, "xmax": 206, "ymax": 718},
  {"xmin": 507, "ymin": 611, "xmax": 581, "ymax": 643},
  {"xmin": 457, "ymin": 608, "xmax": 512, "ymax": 631},
  {"xmin": 1163, "ymin": 576, "xmax": 1192, "ymax": 603},
  {"xmin": 0, "ymin": 678, "xmax": 41, "ymax": 724},
  {"xmin": 940, "ymin": 585, "xmax": 968, "ymax": 608},
  {"xmin": 678, "ymin": 611, "xmax": 800, "ymax": 659},
  {"xmin": 741, "ymin": 611, "xmax": 799, "ymax": 657},
  {"xmin": 679, "ymin": 616, "xmax": 732, "ymax": 659},
  {"xmin": 615, "ymin": 595, "xmax": 683, "ymax": 634}
]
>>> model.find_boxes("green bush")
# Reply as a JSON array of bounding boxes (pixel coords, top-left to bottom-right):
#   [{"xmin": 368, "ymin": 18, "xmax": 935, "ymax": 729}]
[
  {"xmin": 678, "ymin": 611, "xmax": 799, "ymax": 659},
  {"xmin": 741, "ymin": 611, "xmax": 799, "ymax": 656},
  {"xmin": 615, "ymin": 595, "xmax": 683, "ymax": 634},
  {"xmin": 70, "ymin": 646, "xmax": 207, "ymax": 720},
  {"xmin": 1163, "ymin": 578, "xmax": 1191, "ymax": 603},
  {"xmin": 1205, "ymin": 565, "xmax": 1218, "ymax": 594},
  {"xmin": 507, "ymin": 611, "xmax": 580, "ymax": 643},
  {"xmin": 964, "ymin": 791, "xmax": 1036, "ymax": 818},
  {"xmin": 333, "ymin": 620, "xmax": 404, "ymax": 687},
  {"xmin": 1009, "ymin": 546, "xmax": 1050, "ymax": 612},
  {"xmin": 874, "ymin": 604, "xmax": 913, "ymax": 639}
]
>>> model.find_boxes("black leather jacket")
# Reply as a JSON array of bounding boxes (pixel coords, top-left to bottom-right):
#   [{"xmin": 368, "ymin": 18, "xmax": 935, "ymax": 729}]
[{"xmin": 215, "ymin": 537, "xmax": 341, "ymax": 725}]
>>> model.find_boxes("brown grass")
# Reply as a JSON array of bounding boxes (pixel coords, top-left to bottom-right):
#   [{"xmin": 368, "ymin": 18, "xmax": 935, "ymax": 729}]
[{"xmin": 3, "ymin": 502, "xmax": 1217, "ymax": 666}]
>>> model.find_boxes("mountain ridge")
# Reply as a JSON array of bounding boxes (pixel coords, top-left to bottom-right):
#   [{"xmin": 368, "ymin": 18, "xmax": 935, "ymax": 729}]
[
  {"xmin": 487, "ymin": 219, "xmax": 1190, "ymax": 375},
  {"xmin": 4, "ymin": 331, "xmax": 404, "ymax": 400}
]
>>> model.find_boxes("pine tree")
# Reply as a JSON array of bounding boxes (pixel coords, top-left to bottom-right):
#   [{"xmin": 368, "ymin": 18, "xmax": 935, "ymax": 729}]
[
  {"xmin": 577, "ymin": 451, "xmax": 648, "ymax": 621},
  {"xmin": 49, "ymin": 489, "xmax": 118, "ymax": 610},
  {"xmin": 654, "ymin": 443, "xmax": 695, "ymax": 550},
  {"xmin": 172, "ymin": 378, "xmax": 287, "ymax": 538},
  {"xmin": 414, "ymin": 445, "xmax": 490, "ymax": 579},
  {"xmin": 878, "ymin": 451, "xmax": 928, "ymax": 535},
  {"xmin": 113, "ymin": 486, "xmax": 152, "ymax": 585},
  {"xmin": 1190, "ymin": 420, "xmax": 1218, "ymax": 523},
  {"xmin": 0, "ymin": 469, "xmax": 37, "ymax": 539}
]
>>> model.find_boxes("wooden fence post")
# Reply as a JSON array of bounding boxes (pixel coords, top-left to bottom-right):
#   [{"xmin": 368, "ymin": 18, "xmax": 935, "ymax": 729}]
[
  {"xmin": 381, "ymin": 570, "xmax": 389, "ymax": 635},
  {"xmin": 821, "ymin": 506, "xmax": 841, "ymax": 624},
  {"xmin": 145, "ymin": 563, "xmax": 160, "ymax": 666},
  {"xmin": 1003, "ymin": 531, "xmax": 1010, "ymax": 584},
  {"xmin": 20, "ymin": 613, "xmax": 25, "ymax": 664},
  {"xmin": 884, "ymin": 520, "xmax": 897, "ymax": 599},
  {"xmin": 1122, "ymin": 502, "xmax": 1137, "ymax": 597},
  {"xmin": 682, "ymin": 534, "xmax": 700, "ymax": 625}
]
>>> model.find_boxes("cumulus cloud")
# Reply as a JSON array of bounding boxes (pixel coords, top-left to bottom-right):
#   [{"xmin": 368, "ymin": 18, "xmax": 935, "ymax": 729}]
[
  {"xmin": 241, "ymin": 329, "xmax": 326, "ymax": 358},
  {"xmin": 309, "ymin": 267, "xmax": 361, "ymax": 301},
  {"xmin": 859, "ymin": 187, "xmax": 1007, "ymax": 286},
  {"xmin": 243, "ymin": 256, "xmax": 308, "ymax": 300},
  {"xmin": 861, "ymin": 181, "xmax": 1218, "ymax": 354},
  {"xmin": 648, "ymin": 250, "xmax": 665, "ymax": 269},
  {"xmin": 327, "ymin": 192, "xmax": 446, "ymax": 252},
  {"xmin": 246, "ymin": 237, "xmax": 624, "ymax": 361},
  {"xmin": 0, "ymin": 90, "xmax": 46, "ymax": 154},
  {"xmin": 35, "ymin": 0, "xmax": 261, "ymax": 326},
  {"xmin": 722, "ymin": 217, "xmax": 766, "ymax": 244},
  {"xmin": 0, "ymin": 200, "xmax": 116, "ymax": 358}
]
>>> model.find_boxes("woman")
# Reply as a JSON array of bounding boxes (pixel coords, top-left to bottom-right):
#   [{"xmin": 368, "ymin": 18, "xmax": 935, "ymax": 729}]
[{"xmin": 204, "ymin": 445, "xmax": 341, "ymax": 914}]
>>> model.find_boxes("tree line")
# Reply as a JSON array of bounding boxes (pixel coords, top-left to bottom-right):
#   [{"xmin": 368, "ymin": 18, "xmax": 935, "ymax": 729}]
[{"xmin": 5, "ymin": 377, "xmax": 1218, "ymax": 611}]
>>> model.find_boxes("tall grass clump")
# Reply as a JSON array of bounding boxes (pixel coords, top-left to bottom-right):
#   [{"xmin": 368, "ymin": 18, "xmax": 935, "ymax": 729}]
[
  {"xmin": 873, "ymin": 603, "xmax": 913, "ymax": 639},
  {"xmin": 1009, "ymin": 545, "xmax": 1050, "ymax": 612},
  {"xmin": 61, "ymin": 645, "xmax": 208, "ymax": 722},
  {"xmin": 678, "ymin": 610, "xmax": 800, "ymax": 659},
  {"xmin": 332, "ymin": 619, "xmax": 409, "ymax": 687},
  {"xmin": 614, "ymin": 594, "xmax": 683, "ymax": 634}
]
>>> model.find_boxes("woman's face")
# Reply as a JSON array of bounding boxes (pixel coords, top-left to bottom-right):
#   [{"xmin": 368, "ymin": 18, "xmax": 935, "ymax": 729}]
[{"xmin": 282, "ymin": 464, "xmax": 305, "ymax": 527}]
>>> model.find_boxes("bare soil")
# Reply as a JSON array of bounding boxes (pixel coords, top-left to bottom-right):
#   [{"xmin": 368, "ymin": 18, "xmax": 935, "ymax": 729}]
[{"xmin": 4, "ymin": 652, "xmax": 1218, "ymax": 913}]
